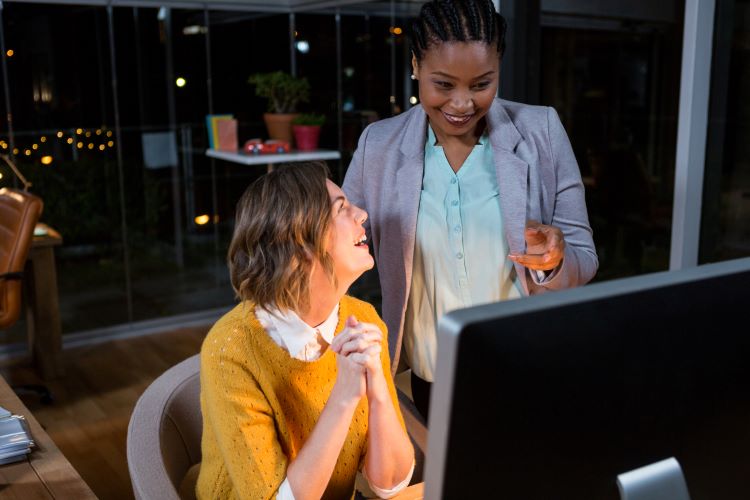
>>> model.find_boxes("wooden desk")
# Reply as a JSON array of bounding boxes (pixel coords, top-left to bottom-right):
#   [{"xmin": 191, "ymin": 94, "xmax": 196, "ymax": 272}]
[
  {"xmin": 24, "ymin": 223, "xmax": 64, "ymax": 380},
  {"xmin": 0, "ymin": 375, "xmax": 95, "ymax": 499}
]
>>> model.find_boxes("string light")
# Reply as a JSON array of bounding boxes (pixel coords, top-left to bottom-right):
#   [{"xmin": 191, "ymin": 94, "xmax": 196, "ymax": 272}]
[
  {"xmin": 194, "ymin": 214, "xmax": 210, "ymax": 225},
  {"xmin": 6, "ymin": 49, "xmax": 13, "ymax": 57},
  {"xmin": 0, "ymin": 127, "xmax": 119, "ymax": 160},
  {"xmin": 0, "ymin": 173, "xmax": 3, "ymax": 180}
]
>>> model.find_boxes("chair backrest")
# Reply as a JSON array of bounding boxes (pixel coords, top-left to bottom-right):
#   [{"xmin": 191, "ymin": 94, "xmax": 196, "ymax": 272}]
[
  {"xmin": 127, "ymin": 354, "xmax": 202, "ymax": 500},
  {"xmin": 0, "ymin": 188, "xmax": 43, "ymax": 329}
]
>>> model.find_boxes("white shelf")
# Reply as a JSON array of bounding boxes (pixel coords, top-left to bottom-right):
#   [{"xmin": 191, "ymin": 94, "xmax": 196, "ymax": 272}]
[{"xmin": 205, "ymin": 148, "xmax": 341, "ymax": 166}]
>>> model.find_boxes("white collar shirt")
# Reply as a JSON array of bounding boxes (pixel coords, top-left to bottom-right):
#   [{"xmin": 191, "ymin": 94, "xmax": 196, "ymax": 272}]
[{"xmin": 255, "ymin": 303, "xmax": 339, "ymax": 361}]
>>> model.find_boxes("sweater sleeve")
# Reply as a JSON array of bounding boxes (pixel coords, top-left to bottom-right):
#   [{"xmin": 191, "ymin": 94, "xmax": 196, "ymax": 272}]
[
  {"xmin": 201, "ymin": 336, "xmax": 288, "ymax": 500},
  {"xmin": 542, "ymin": 106, "xmax": 599, "ymax": 289},
  {"xmin": 361, "ymin": 301, "xmax": 407, "ymax": 431}
]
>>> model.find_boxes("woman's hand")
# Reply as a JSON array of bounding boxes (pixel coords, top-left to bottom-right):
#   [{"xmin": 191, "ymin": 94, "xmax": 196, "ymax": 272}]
[
  {"xmin": 329, "ymin": 319, "xmax": 371, "ymax": 405},
  {"xmin": 509, "ymin": 220, "xmax": 566, "ymax": 272},
  {"xmin": 329, "ymin": 352, "xmax": 366, "ymax": 405},
  {"xmin": 331, "ymin": 316, "xmax": 389, "ymax": 402}
]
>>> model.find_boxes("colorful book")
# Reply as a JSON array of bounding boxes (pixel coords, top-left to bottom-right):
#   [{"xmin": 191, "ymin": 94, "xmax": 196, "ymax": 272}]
[
  {"xmin": 217, "ymin": 119, "xmax": 238, "ymax": 152},
  {"xmin": 205, "ymin": 114, "xmax": 233, "ymax": 149}
]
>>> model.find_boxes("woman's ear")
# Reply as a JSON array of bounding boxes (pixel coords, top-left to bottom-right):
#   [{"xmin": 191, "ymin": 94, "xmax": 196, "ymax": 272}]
[{"xmin": 411, "ymin": 52, "xmax": 419, "ymax": 80}]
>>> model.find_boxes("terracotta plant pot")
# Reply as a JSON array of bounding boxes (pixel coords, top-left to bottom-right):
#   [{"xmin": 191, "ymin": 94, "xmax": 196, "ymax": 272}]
[
  {"xmin": 263, "ymin": 113, "xmax": 298, "ymax": 145},
  {"xmin": 293, "ymin": 125, "xmax": 322, "ymax": 151}
]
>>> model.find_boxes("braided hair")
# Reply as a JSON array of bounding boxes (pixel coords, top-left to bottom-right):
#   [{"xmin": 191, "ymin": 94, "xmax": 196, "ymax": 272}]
[{"xmin": 410, "ymin": 0, "xmax": 507, "ymax": 62}]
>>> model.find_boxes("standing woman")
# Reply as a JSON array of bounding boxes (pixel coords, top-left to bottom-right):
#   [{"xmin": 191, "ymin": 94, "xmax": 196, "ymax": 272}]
[{"xmin": 343, "ymin": 0, "xmax": 598, "ymax": 420}]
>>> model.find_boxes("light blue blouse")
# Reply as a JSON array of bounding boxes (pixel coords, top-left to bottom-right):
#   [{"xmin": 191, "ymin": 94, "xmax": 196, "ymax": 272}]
[{"xmin": 403, "ymin": 125, "xmax": 522, "ymax": 382}]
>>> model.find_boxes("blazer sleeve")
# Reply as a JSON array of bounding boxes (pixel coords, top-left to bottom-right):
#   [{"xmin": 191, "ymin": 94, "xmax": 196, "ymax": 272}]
[
  {"xmin": 538, "ymin": 106, "xmax": 599, "ymax": 290},
  {"xmin": 200, "ymin": 344, "xmax": 288, "ymax": 500},
  {"xmin": 342, "ymin": 124, "xmax": 373, "ymax": 234}
]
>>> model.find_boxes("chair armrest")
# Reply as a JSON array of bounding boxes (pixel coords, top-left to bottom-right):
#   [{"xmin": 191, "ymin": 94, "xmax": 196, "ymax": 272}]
[{"xmin": 0, "ymin": 272, "xmax": 23, "ymax": 281}]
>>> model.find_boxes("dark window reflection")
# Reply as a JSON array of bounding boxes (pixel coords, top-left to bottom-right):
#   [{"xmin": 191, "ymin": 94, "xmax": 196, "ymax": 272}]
[
  {"xmin": 0, "ymin": 3, "xmax": 413, "ymax": 341},
  {"xmin": 540, "ymin": 11, "xmax": 684, "ymax": 280},
  {"xmin": 701, "ymin": 0, "xmax": 750, "ymax": 263}
]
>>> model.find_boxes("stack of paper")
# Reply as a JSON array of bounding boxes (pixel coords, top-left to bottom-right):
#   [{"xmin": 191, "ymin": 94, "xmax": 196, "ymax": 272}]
[{"xmin": 0, "ymin": 406, "xmax": 34, "ymax": 465}]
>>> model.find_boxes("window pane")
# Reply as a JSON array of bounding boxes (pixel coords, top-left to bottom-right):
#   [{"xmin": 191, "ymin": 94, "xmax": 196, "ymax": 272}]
[
  {"xmin": 112, "ymin": 6, "xmax": 232, "ymax": 323},
  {"xmin": 701, "ymin": 0, "xmax": 750, "ymax": 263},
  {"xmin": 538, "ymin": 3, "xmax": 684, "ymax": 280},
  {"xmin": 1, "ymin": 3, "xmax": 126, "ymax": 339}
]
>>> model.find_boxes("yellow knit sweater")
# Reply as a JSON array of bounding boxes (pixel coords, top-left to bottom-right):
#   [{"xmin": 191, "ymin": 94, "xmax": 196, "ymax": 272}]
[{"xmin": 196, "ymin": 295, "xmax": 405, "ymax": 500}]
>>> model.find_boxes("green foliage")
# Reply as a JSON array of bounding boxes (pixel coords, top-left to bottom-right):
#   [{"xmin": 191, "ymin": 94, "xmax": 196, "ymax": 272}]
[
  {"xmin": 292, "ymin": 113, "xmax": 326, "ymax": 126},
  {"xmin": 248, "ymin": 71, "xmax": 310, "ymax": 113}
]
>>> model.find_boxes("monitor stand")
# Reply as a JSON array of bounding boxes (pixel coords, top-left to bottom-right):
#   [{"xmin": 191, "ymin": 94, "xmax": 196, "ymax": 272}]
[{"xmin": 617, "ymin": 457, "xmax": 691, "ymax": 500}]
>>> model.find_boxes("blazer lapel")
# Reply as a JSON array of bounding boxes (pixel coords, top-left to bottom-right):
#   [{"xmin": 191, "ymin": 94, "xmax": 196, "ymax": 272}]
[
  {"xmin": 396, "ymin": 107, "xmax": 428, "ymax": 300},
  {"xmin": 487, "ymin": 100, "xmax": 530, "ymax": 293}
]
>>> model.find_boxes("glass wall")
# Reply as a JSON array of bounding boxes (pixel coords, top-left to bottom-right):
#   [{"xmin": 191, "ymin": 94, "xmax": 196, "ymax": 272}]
[
  {"xmin": 2, "ymin": 0, "xmax": 737, "ymax": 342},
  {"xmin": 701, "ymin": 0, "xmax": 750, "ymax": 263},
  {"xmin": 534, "ymin": 1, "xmax": 685, "ymax": 281},
  {"xmin": 1, "ymin": 4, "xmax": 128, "ymax": 341},
  {"xmin": 0, "ymin": 2, "xmax": 414, "ymax": 343}
]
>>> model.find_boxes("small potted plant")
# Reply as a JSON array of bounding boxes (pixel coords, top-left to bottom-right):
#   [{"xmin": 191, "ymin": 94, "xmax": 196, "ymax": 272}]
[
  {"xmin": 248, "ymin": 71, "xmax": 310, "ymax": 144},
  {"xmin": 292, "ymin": 113, "xmax": 326, "ymax": 151}
]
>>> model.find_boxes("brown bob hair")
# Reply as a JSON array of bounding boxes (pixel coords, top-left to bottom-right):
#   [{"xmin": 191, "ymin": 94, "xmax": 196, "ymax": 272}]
[{"xmin": 228, "ymin": 161, "xmax": 335, "ymax": 313}]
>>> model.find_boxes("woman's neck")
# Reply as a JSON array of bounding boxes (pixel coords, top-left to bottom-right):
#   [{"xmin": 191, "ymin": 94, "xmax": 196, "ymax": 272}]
[
  {"xmin": 431, "ymin": 118, "xmax": 486, "ymax": 149},
  {"xmin": 300, "ymin": 266, "xmax": 348, "ymax": 327}
]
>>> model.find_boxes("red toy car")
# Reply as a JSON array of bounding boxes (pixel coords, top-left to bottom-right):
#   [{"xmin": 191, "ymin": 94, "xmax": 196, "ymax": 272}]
[{"xmin": 244, "ymin": 138, "xmax": 291, "ymax": 155}]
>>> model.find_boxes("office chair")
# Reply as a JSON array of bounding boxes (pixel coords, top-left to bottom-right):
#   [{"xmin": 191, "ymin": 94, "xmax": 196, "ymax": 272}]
[
  {"xmin": 127, "ymin": 355, "xmax": 427, "ymax": 500},
  {"xmin": 127, "ymin": 354, "xmax": 202, "ymax": 500},
  {"xmin": 0, "ymin": 187, "xmax": 42, "ymax": 328},
  {"xmin": 0, "ymin": 185, "xmax": 54, "ymax": 404}
]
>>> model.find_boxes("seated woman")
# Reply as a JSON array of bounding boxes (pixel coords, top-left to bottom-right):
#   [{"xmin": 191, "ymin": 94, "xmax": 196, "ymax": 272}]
[{"xmin": 196, "ymin": 162, "xmax": 415, "ymax": 500}]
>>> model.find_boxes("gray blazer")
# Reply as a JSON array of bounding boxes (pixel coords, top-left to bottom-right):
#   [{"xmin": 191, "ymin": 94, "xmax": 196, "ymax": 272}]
[{"xmin": 343, "ymin": 98, "xmax": 598, "ymax": 373}]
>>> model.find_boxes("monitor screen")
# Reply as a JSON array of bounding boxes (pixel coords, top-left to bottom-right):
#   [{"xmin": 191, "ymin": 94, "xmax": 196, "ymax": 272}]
[{"xmin": 425, "ymin": 257, "xmax": 750, "ymax": 499}]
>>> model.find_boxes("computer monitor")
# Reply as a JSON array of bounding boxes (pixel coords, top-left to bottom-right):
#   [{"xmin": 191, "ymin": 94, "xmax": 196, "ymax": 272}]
[{"xmin": 425, "ymin": 257, "xmax": 750, "ymax": 499}]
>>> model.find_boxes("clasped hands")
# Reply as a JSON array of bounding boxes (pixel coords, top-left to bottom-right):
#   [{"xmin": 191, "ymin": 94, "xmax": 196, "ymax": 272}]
[
  {"xmin": 508, "ymin": 220, "xmax": 566, "ymax": 272},
  {"xmin": 329, "ymin": 315, "xmax": 387, "ymax": 403}
]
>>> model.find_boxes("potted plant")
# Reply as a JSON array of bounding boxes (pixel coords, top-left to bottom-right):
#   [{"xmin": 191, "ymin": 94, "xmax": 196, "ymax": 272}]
[
  {"xmin": 248, "ymin": 71, "xmax": 310, "ymax": 145},
  {"xmin": 292, "ymin": 113, "xmax": 326, "ymax": 151}
]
